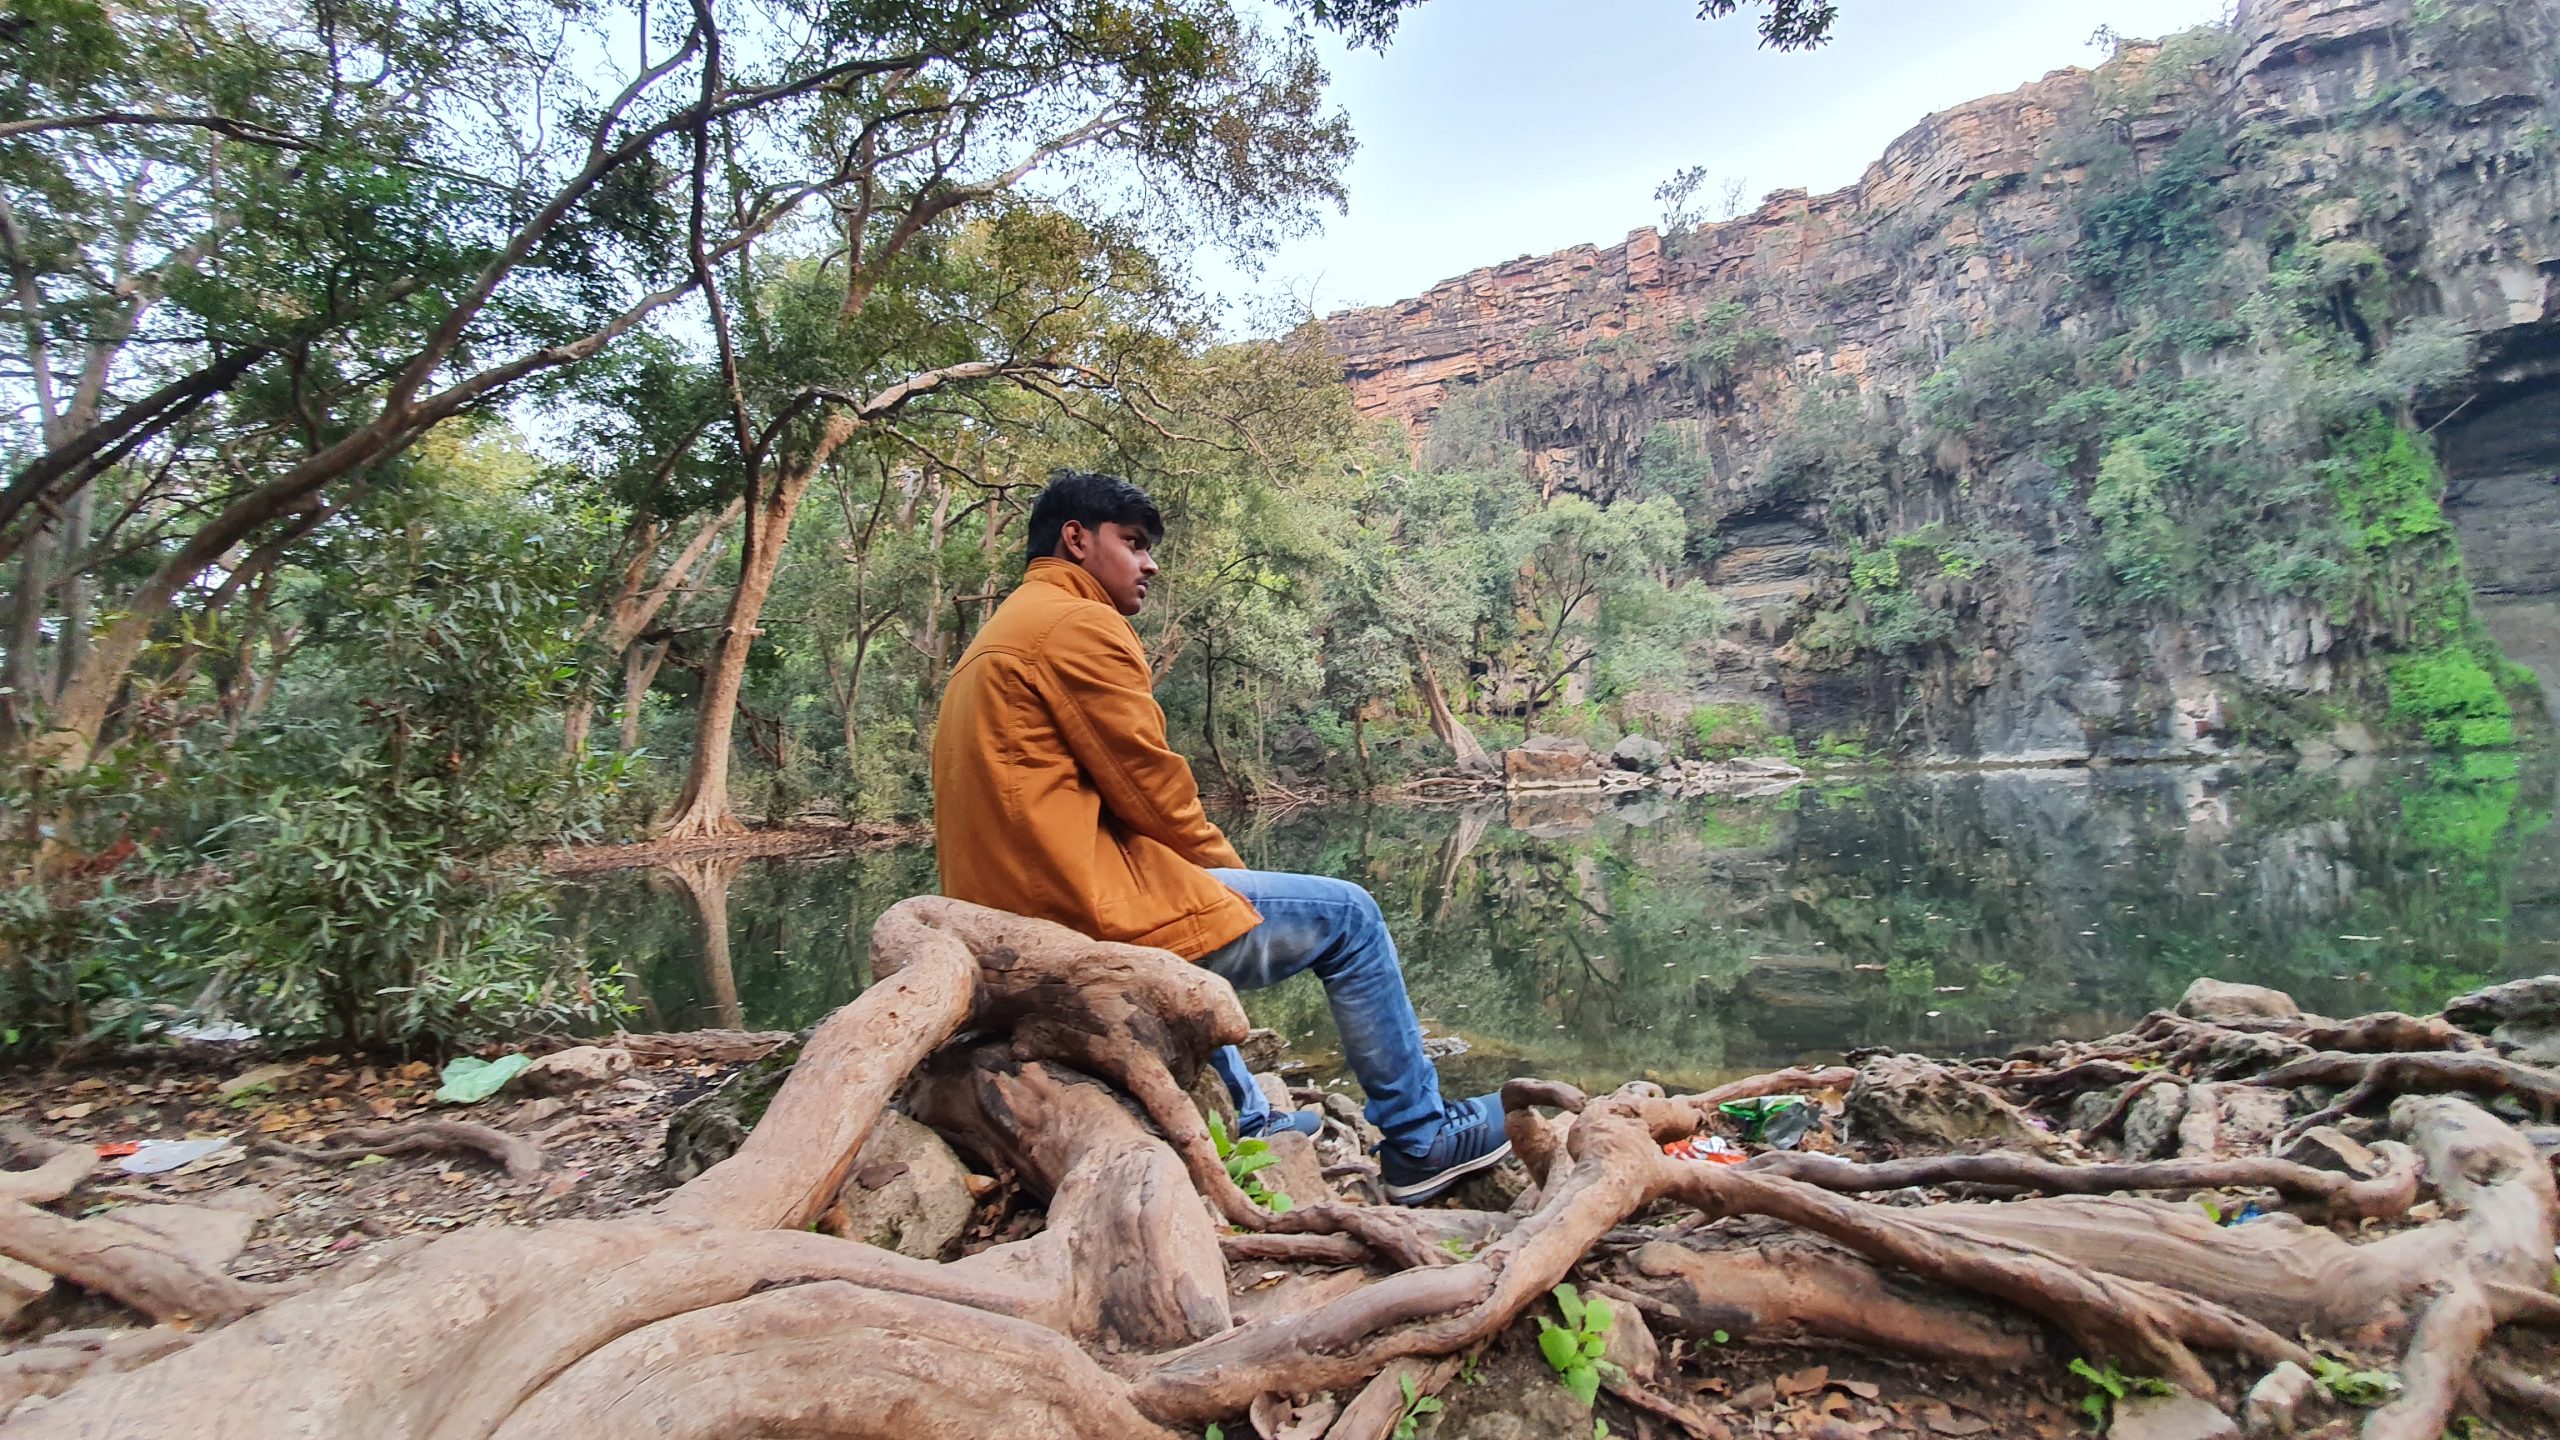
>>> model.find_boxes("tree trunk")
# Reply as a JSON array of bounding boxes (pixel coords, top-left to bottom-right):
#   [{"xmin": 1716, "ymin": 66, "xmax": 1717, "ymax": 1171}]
[
  {"xmin": 574, "ymin": 500, "xmax": 741, "ymax": 760},
  {"xmin": 1413, "ymin": 643, "xmax": 1496, "ymax": 776},
  {"xmin": 619, "ymin": 641, "xmax": 671, "ymax": 754},
  {"xmin": 1, "ymin": 522, "xmax": 45, "ymax": 737},
  {"xmin": 663, "ymin": 428, "xmax": 848, "ymax": 839},
  {"xmin": 46, "ymin": 480, "xmax": 93, "ymax": 710}
]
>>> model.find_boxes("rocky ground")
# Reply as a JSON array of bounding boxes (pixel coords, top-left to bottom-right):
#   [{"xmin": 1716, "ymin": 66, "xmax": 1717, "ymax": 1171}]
[{"xmin": 6, "ymin": 962, "xmax": 2560, "ymax": 1438}]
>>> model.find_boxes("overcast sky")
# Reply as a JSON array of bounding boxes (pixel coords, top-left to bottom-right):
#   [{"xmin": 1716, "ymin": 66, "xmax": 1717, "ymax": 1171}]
[{"xmin": 1206, "ymin": 0, "xmax": 2234, "ymax": 324}]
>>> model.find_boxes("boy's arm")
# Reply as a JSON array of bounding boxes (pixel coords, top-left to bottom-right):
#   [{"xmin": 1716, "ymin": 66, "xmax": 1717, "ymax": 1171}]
[{"xmin": 1042, "ymin": 607, "xmax": 1245, "ymax": 869}]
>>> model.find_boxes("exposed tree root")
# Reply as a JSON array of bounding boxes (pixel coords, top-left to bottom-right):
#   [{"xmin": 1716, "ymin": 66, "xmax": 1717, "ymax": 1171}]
[
  {"xmin": 1330, "ymin": 1355, "xmax": 1459, "ymax": 1440},
  {"xmin": 2479, "ymin": 1357, "xmax": 2560, "ymax": 1420},
  {"xmin": 251, "ymin": 1121, "xmax": 547, "ymax": 1182},
  {"xmin": 1611, "ymin": 1231, "xmax": 2043, "ymax": 1367},
  {"xmin": 610, "ymin": 1029, "xmax": 794, "ymax": 1065},
  {"xmin": 0, "ymin": 1126, "xmax": 97, "ymax": 1206},
  {"xmin": 1748, "ymin": 1145, "xmax": 2420, "ymax": 1222},
  {"xmin": 2256, "ymin": 1051, "xmax": 2560, "ymax": 1134},
  {"xmin": 0, "ymin": 1199, "xmax": 287, "ymax": 1328},
  {"xmin": 4, "ymin": 899, "xmax": 2557, "ymax": 1440},
  {"xmin": 0, "ymin": 1329, "xmax": 193, "ymax": 1422}
]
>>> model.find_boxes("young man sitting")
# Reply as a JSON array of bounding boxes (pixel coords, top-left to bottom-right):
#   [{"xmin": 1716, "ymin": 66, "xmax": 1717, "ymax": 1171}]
[{"xmin": 930, "ymin": 470, "xmax": 1511, "ymax": 1204}]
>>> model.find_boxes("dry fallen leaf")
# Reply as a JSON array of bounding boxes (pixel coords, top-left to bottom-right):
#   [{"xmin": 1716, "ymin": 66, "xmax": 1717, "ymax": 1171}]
[
  {"xmin": 1777, "ymin": 1366, "xmax": 1830, "ymax": 1397},
  {"xmin": 1829, "ymin": 1379, "xmax": 1882, "ymax": 1401}
]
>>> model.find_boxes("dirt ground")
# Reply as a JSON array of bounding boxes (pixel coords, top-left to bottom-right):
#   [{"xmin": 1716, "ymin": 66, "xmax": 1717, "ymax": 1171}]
[{"xmin": 0, "ymin": 1042, "xmax": 747, "ymax": 1312}]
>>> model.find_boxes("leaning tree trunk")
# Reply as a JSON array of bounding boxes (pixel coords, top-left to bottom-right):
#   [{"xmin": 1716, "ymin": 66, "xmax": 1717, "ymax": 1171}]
[
  {"xmin": 569, "ymin": 499, "xmax": 740, "ymax": 760},
  {"xmin": 1412, "ymin": 642, "xmax": 1496, "ymax": 777}
]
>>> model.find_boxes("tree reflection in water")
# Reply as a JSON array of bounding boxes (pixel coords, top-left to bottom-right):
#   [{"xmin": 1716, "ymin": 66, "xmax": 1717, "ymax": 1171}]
[{"xmin": 559, "ymin": 753, "xmax": 2556, "ymax": 1094}]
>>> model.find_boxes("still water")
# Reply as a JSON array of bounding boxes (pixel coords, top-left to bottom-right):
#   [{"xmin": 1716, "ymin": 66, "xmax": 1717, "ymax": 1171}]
[{"xmin": 559, "ymin": 753, "xmax": 2559, "ymax": 1095}]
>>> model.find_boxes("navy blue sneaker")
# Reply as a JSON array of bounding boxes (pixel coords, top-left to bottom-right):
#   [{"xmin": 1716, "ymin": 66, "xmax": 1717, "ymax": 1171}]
[
  {"xmin": 1379, "ymin": 1093, "xmax": 1513, "ymax": 1205},
  {"xmin": 1238, "ymin": 1107, "xmax": 1323, "ymax": 1140}
]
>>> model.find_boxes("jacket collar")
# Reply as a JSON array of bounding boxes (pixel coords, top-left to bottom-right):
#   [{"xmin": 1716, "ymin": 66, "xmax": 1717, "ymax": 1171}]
[{"xmin": 1024, "ymin": 557, "xmax": 1114, "ymax": 608}]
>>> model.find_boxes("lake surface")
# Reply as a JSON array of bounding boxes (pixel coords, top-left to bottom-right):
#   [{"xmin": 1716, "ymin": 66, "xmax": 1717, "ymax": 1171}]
[{"xmin": 557, "ymin": 753, "xmax": 2560, "ymax": 1096}]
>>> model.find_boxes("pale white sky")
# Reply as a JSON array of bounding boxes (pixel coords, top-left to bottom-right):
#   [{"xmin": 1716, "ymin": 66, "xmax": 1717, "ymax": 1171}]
[{"xmin": 1208, "ymin": 0, "xmax": 2233, "ymax": 322}]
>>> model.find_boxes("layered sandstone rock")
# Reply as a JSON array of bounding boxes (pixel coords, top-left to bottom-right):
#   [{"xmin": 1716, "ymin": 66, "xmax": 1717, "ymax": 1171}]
[{"xmin": 1323, "ymin": 0, "xmax": 2560, "ymax": 762}]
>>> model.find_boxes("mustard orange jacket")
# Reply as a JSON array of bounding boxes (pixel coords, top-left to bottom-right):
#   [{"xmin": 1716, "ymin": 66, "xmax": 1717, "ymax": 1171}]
[{"xmin": 931, "ymin": 559, "xmax": 1260, "ymax": 959}]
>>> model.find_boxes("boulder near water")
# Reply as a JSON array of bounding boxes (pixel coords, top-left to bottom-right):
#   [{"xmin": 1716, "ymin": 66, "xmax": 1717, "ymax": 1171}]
[
  {"xmin": 2443, "ymin": 975, "xmax": 2560, "ymax": 1065},
  {"xmin": 2176, "ymin": 978, "xmax": 2302, "ymax": 1024},
  {"xmin": 1608, "ymin": 733, "xmax": 1670, "ymax": 772},
  {"xmin": 1503, "ymin": 736, "xmax": 1602, "ymax": 787}
]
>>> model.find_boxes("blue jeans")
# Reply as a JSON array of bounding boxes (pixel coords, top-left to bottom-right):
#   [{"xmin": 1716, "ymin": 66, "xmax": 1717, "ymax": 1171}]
[{"xmin": 1197, "ymin": 869, "xmax": 1447, "ymax": 1152}]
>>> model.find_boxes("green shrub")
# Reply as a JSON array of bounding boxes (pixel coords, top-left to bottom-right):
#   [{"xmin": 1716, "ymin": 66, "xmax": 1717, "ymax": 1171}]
[
  {"xmin": 1688, "ymin": 702, "xmax": 1773, "ymax": 757},
  {"xmin": 2088, "ymin": 438, "xmax": 2183, "ymax": 600},
  {"xmin": 176, "ymin": 494, "xmax": 632, "ymax": 1048},
  {"xmin": 2328, "ymin": 415, "xmax": 2449, "ymax": 552},
  {"xmin": 2389, "ymin": 647, "xmax": 2514, "ymax": 749}
]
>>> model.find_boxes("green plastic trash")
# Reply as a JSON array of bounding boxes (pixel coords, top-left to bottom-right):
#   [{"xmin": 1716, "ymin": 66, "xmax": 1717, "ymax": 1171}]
[
  {"xmin": 435, "ymin": 1053, "xmax": 532, "ymax": 1105},
  {"xmin": 1717, "ymin": 1095, "xmax": 1816, "ymax": 1149}
]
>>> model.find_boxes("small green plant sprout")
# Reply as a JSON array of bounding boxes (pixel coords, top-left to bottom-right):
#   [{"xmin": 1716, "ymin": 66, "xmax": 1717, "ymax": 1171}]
[
  {"xmin": 1204, "ymin": 1425, "xmax": 1223, "ymax": 1440},
  {"xmin": 1456, "ymin": 1347, "xmax": 1485, "ymax": 1386},
  {"xmin": 1390, "ymin": 1373, "xmax": 1444, "ymax": 1440},
  {"xmin": 2309, "ymin": 1355, "xmax": 2401, "ymax": 1407},
  {"xmin": 1711, "ymin": 1329, "xmax": 1730, "ymax": 1344},
  {"xmin": 2069, "ymin": 1357, "xmax": 2175, "ymax": 1431},
  {"xmin": 1438, "ymin": 1236, "xmax": 1477, "ymax": 1260},
  {"xmin": 1536, "ymin": 1283, "xmax": 1625, "ymax": 1408},
  {"xmin": 1204, "ymin": 1110, "xmax": 1294, "ymax": 1214}
]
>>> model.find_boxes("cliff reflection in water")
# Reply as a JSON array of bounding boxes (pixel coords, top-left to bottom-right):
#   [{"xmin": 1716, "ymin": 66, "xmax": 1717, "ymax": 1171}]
[{"xmin": 562, "ymin": 753, "xmax": 2558, "ymax": 1095}]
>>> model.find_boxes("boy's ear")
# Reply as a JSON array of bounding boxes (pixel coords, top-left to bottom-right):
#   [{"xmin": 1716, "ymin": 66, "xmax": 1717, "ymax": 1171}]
[{"xmin": 1057, "ymin": 519, "xmax": 1086, "ymax": 561}]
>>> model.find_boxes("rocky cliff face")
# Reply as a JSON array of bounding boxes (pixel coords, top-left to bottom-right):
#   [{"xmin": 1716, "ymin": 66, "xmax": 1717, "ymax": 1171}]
[{"xmin": 1324, "ymin": 0, "xmax": 2560, "ymax": 762}]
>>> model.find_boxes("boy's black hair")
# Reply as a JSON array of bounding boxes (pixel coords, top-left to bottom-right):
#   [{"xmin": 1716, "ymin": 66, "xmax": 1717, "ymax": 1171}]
[{"xmin": 1024, "ymin": 469, "xmax": 1163, "ymax": 565}]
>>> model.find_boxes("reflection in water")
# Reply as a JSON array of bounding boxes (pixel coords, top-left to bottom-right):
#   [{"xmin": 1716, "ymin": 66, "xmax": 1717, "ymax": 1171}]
[{"xmin": 559, "ymin": 753, "xmax": 2558, "ymax": 1095}]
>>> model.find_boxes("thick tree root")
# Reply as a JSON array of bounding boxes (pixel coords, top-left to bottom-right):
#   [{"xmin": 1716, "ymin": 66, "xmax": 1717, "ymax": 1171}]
[
  {"xmin": 5, "ymin": 901, "xmax": 2558, "ymax": 1440},
  {"xmin": 1611, "ymin": 1232, "xmax": 2043, "ymax": 1367}
]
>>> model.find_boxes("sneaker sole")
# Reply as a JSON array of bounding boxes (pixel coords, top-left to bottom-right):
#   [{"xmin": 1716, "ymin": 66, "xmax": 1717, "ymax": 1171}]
[{"xmin": 1382, "ymin": 1137, "xmax": 1514, "ymax": 1205}]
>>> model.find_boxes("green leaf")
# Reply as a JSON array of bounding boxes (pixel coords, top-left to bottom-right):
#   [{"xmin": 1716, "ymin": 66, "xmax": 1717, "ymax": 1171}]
[
  {"xmin": 1711, "ymin": 1330, "xmax": 1729, "ymax": 1344},
  {"xmin": 1584, "ymin": 1296, "xmax": 1613, "ymax": 1334},
  {"xmin": 1539, "ymin": 1326, "xmax": 1581, "ymax": 1374},
  {"xmin": 1553, "ymin": 1282, "xmax": 1585, "ymax": 1328},
  {"xmin": 2311, "ymin": 1357, "xmax": 2401, "ymax": 1407},
  {"xmin": 1563, "ymin": 1365, "xmax": 1600, "ymax": 1408},
  {"xmin": 434, "ymin": 1052, "xmax": 530, "ymax": 1104},
  {"xmin": 1401, "ymin": 1375, "xmax": 1419, "ymax": 1404},
  {"xmin": 1266, "ymin": 1191, "xmax": 1293, "ymax": 1214},
  {"xmin": 1206, "ymin": 1425, "xmax": 1223, "ymax": 1440}
]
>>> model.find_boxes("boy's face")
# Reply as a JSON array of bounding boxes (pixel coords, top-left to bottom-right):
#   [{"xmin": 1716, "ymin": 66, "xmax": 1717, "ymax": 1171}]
[{"xmin": 1060, "ymin": 519, "xmax": 1159, "ymax": 616}]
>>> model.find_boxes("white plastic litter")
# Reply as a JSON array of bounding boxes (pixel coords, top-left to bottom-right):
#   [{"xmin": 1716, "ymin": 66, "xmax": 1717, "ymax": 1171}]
[{"xmin": 118, "ymin": 1138, "xmax": 233, "ymax": 1175}]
